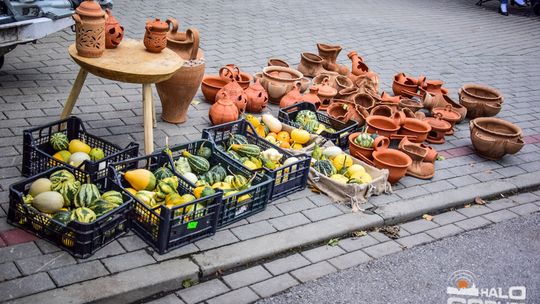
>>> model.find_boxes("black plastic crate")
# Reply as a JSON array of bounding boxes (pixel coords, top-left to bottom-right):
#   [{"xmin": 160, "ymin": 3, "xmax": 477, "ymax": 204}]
[
  {"xmin": 22, "ymin": 116, "xmax": 139, "ymax": 188},
  {"xmin": 202, "ymin": 119, "xmax": 311, "ymax": 201},
  {"xmin": 8, "ymin": 166, "xmax": 132, "ymax": 259},
  {"xmin": 278, "ymin": 102, "xmax": 358, "ymax": 149},
  {"xmin": 109, "ymin": 154, "xmax": 222, "ymax": 254},
  {"xmin": 163, "ymin": 139, "xmax": 274, "ymax": 227}
]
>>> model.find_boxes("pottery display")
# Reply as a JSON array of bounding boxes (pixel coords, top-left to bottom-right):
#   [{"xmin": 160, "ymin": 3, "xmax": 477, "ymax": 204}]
[
  {"xmin": 370, "ymin": 105, "xmax": 394, "ymax": 117},
  {"xmin": 302, "ymin": 87, "xmax": 322, "ymax": 109},
  {"xmin": 348, "ymin": 51, "xmax": 369, "ymax": 76},
  {"xmin": 432, "ymin": 104, "xmax": 461, "ymax": 135},
  {"xmin": 216, "ymin": 80, "xmax": 247, "ymax": 114},
  {"xmin": 267, "ymin": 58, "xmax": 290, "ymax": 68},
  {"xmin": 317, "ymin": 43, "xmax": 349, "ymax": 76},
  {"xmin": 392, "ymin": 72, "xmax": 418, "ymax": 97},
  {"xmin": 399, "ymin": 137, "xmax": 438, "ymax": 163},
  {"xmin": 469, "ymin": 117, "xmax": 524, "ymax": 160},
  {"xmin": 399, "ymin": 98, "xmax": 423, "ymax": 112},
  {"xmin": 155, "ymin": 20, "xmax": 205, "ymax": 124},
  {"xmin": 315, "ymin": 78, "xmax": 337, "ymax": 110},
  {"xmin": 104, "ymin": 9, "xmax": 123, "ymax": 49},
  {"xmin": 380, "ymin": 91, "xmax": 401, "ymax": 104},
  {"xmin": 335, "ymin": 87, "xmax": 359, "ymax": 101},
  {"xmin": 372, "ymin": 136, "xmax": 412, "ymax": 184},
  {"xmin": 424, "ymin": 113, "xmax": 452, "ymax": 144},
  {"xmin": 366, "ymin": 112, "xmax": 402, "ymax": 137},
  {"xmin": 260, "ymin": 66, "xmax": 303, "ymax": 103},
  {"xmin": 400, "ymin": 144, "xmax": 435, "ymax": 179},
  {"xmin": 72, "ymin": 0, "xmax": 107, "ymax": 58},
  {"xmin": 279, "ymin": 82, "xmax": 303, "ymax": 109},
  {"xmin": 209, "ymin": 92, "xmax": 239, "ymax": 125},
  {"xmin": 244, "ymin": 79, "xmax": 268, "ymax": 113},
  {"xmin": 201, "ymin": 75, "xmax": 227, "ymax": 103},
  {"xmin": 144, "ymin": 18, "xmax": 170, "ymax": 53},
  {"xmin": 458, "ymin": 83, "xmax": 504, "ymax": 118},
  {"xmin": 353, "ymin": 93, "xmax": 376, "ymax": 111},
  {"xmin": 398, "ymin": 117, "xmax": 432, "ymax": 143},
  {"xmin": 297, "ymin": 52, "xmax": 325, "ymax": 77}
]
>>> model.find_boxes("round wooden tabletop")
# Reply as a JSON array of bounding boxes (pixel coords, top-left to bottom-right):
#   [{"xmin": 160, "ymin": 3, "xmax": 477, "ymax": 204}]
[{"xmin": 68, "ymin": 39, "xmax": 184, "ymax": 84}]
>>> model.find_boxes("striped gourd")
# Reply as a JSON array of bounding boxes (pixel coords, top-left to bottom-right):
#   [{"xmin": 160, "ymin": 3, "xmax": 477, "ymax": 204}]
[
  {"xmin": 50, "ymin": 169, "xmax": 76, "ymax": 189},
  {"xmin": 100, "ymin": 190, "xmax": 123, "ymax": 206},
  {"xmin": 135, "ymin": 190, "xmax": 158, "ymax": 208},
  {"xmin": 230, "ymin": 144, "xmax": 261, "ymax": 157},
  {"xmin": 50, "ymin": 132, "xmax": 69, "ymax": 151},
  {"xmin": 303, "ymin": 120, "xmax": 320, "ymax": 133},
  {"xmin": 153, "ymin": 166, "xmax": 175, "ymax": 181},
  {"xmin": 70, "ymin": 207, "xmax": 96, "ymax": 223},
  {"xmin": 199, "ymin": 164, "xmax": 226, "ymax": 185},
  {"xmin": 88, "ymin": 199, "xmax": 117, "ymax": 217},
  {"xmin": 155, "ymin": 176, "xmax": 179, "ymax": 201},
  {"xmin": 313, "ymin": 159, "xmax": 337, "ymax": 177},
  {"xmin": 227, "ymin": 134, "xmax": 249, "ymax": 146},
  {"xmin": 52, "ymin": 210, "xmax": 72, "ymax": 225},
  {"xmin": 74, "ymin": 183, "xmax": 101, "ymax": 208},
  {"xmin": 182, "ymin": 151, "xmax": 210, "ymax": 174},
  {"xmin": 231, "ymin": 174, "xmax": 249, "ymax": 190}
]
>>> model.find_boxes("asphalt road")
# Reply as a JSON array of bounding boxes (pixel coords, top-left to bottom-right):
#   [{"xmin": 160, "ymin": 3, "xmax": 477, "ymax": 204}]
[{"xmin": 258, "ymin": 213, "xmax": 540, "ymax": 304}]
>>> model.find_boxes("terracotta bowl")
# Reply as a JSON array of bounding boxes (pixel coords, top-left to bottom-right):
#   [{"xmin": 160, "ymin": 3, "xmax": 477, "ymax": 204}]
[
  {"xmin": 460, "ymin": 83, "xmax": 503, "ymax": 103},
  {"xmin": 267, "ymin": 58, "xmax": 290, "ymax": 67},
  {"xmin": 353, "ymin": 93, "xmax": 375, "ymax": 111},
  {"xmin": 349, "ymin": 132, "xmax": 376, "ymax": 160},
  {"xmin": 366, "ymin": 115, "xmax": 400, "ymax": 137},
  {"xmin": 201, "ymin": 75, "xmax": 227, "ymax": 103},
  {"xmin": 399, "ymin": 118, "xmax": 431, "ymax": 143},
  {"xmin": 372, "ymin": 137, "xmax": 412, "ymax": 184},
  {"xmin": 469, "ymin": 117, "xmax": 524, "ymax": 160},
  {"xmin": 370, "ymin": 105, "xmax": 394, "ymax": 117},
  {"xmin": 327, "ymin": 101, "xmax": 350, "ymax": 122}
]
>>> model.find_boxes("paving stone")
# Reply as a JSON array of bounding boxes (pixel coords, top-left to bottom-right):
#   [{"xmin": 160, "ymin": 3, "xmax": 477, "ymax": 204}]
[
  {"xmin": 49, "ymin": 260, "xmax": 109, "ymax": 286},
  {"xmin": 33, "ymin": 239, "xmax": 61, "ymax": 254},
  {"xmin": 195, "ymin": 230, "xmax": 239, "ymax": 251},
  {"xmin": 399, "ymin": 219, "xmax": 439, "ymax": 234},
  {"xmin": 328, "ymin": 249, "xmax": 372, "ymax": 270},
  {"xmin": 0, "ymin": 262, "xmax": 21, "ymax": 282},
  {"xmin": 290, "ymin": 261, "xmax": 337, "ymax": 283},
  {"xmin": 152, "ymin": 244, "xmax": 199, "ymax": 262},
  {"xmin": 206, "ymin": 287, "xmax": 259, "ymax": 304},
  {"xmin": 15, "ymin": 251, "xmax": 77, "ymax": 275},
  {"xmin": 511, "ymin": 192, "xmax": 539, "ymax": 204},
  {"xmin": 77, "ymin": 240, "xmax": 125, "ymax": 262},
  {"xmin": 395, "ymin": 186, "xmax": 430, "ymax": 199},
  {"xmin": 0, "ymin": 272, "xmax": 55, "ymax": 302},
  {"xmin": 263, "ymin": 253, "xmax": 311, "ymax": 276},
  {"xmin": 269, "ymin": 212, "xmax": 311, "ymax": 231},
  {"xmin": 447, "ymin": 175, "xmax": 481, "ymax": 188},
  {"xmin": 0, "ymin": 229, "xmax": 37, "ymax": 246},
  {"xmin": 455, "ymin": 217, "xmax": 493, "ymax": 231},
  {"xmin": 222, "ymin": 265, "xmax": 272, "ymax": 289},
  {"xmin": 102, "ymin": 249, "xmax": 156, "ymax": 273},
  {"xmin": 177, "ymin": 279, "xmax": 230, "ymax": 304},
  {"xmin": 509, "ymin": 203, "xmax": 540, "ymax": 216},
  {"xmin": 482, "ymin": 210, "xmax": 519, "ymax": 223},
  {"xmin": 486, "ymin": 198, "xmax": 517, "ymax": 211},
  {"xmin": 250, "ymin": 273, "xmax": 299, "ymax": 298},
  {"xmin": 246, "ymin": 206, "xmax": 284, "ymax": 223},
  {"xmin": 302, "ymin": 204, "xmax": 343, "ymax": 222},
  {"xmin": 426, "ymin": 224, "xmax": 465, "ymax": 239},
  {"xmin": 118, "ymin": 235, "xmax": 148, "ymax": 252},
  {"xmin": 301, "ymin": 244, "xmax": 346, "ymax": 263},
  {"xmin": 363, "ymin": 241, "xmax": 403, "ymax": 258},
  {"xmin": 432, "ymin": 211, "xmax": 467, "ymax": 226},
  {"xmin": 275, "ymin": 198, "xmax": 316, "ymax": 214},
  {"xmin": 369, "ymin": 231, "xmax": 392, "ymax": 242},
  {"xmin": 307, "ymin": 194, "xmax": 333, "ymax": 207},
  {"xmin": 230, "ymin": 221, "xmax": 276, "ymax": 240},
  {"xmin": 338, "ymin": 235, "xmax": 380, "ymax": 252},
  {"xmin": 456, "ymin": 205, "xmax": 492, "ymax": 218},
  {"xmin": 396, "ymin": 233, "xmax": 435, "ymax": 249},
  {"xmin": 146, "ymin": 294, "xmax": 185, "ymax": 304}
]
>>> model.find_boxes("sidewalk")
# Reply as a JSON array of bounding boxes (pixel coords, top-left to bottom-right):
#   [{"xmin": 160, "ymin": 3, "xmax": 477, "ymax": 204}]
[{"xmin": 1, "ymin": 0, "xmax": 539, "ymax": 302}]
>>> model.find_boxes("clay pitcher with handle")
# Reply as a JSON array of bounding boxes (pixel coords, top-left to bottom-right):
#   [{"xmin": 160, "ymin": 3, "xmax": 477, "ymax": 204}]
[{"xmin": 155, "ymin": 18, "xmax": 205, "ymax": 124}]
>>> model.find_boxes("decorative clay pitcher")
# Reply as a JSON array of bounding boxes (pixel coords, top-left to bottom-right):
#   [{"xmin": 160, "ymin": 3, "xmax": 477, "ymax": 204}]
[
  {"xmin": 144, "ymin": 18, "xmax": 169, "ymax": 53},
  {"xmin": 72, "ymin": 0, "xmax": 107, "ymax": 58}
]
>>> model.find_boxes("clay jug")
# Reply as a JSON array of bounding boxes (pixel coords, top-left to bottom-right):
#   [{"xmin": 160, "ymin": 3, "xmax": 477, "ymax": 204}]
[
  {"xmin": 104, "ymin": 9, "xmax": 123, "ymax": 49},
  {"xmin": 155, "ymin": 19, "xmax": 205, "ymax": 124},
  {"xmin": 348, "ymin": 51, "xmax": 369, "ymax": 76},
  {"xmin": 317, "ymin": 43, "xmax": 349, "ymax": 76},
  {"xmin": 209, "ymin": 92, "xmax": 239, "ymax": 126},
  {"xmin": 297, "ymin": 52, "xmax": 325, "ymax": 77},
  {"xmin": 216, "ymin": 80, "xmax": 247, "ymax": 114},
  {"xmin": 144, "ymin": 18, "xmax": 169, "ymax": 53},
  {"xmin": 72, "ymin": 0, "xmax": 107, "ymax": 58},
  {"xmin": 280, "ymin": 82, "xmax": 303, "ymax": 109},
  {"xmin": 245, "ymin": 79, "xmax": 268, "ymax": 113},
  {"xmin": 303, "ymin": 87, "xmax": 322, "ymax": 109}
]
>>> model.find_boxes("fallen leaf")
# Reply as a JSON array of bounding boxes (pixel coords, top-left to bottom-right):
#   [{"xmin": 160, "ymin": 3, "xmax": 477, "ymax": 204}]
[
  {"xmin": 182, "ymin": 279, "xmax": 196, "ymax": 288},
  {"xmin": 436, "ymin": 155, "xmax": 446, "ymax": 161},
  {"xmin": 352, "ymin": 230, "xmax": 367, "ymax": 238},
  {"xmin": 422, "ymin": 214, "xmax": 433, "ymax": 221},
  {"xmin": 327, "ymin": 238, "xmax": 340, "ymax": 247},
  {"xmin": 379, "ymin": 226, "xmax": 400, "ymax": 239},
  {"xmin": 464, "ymin": 204, "xmax": 471, "ymax": 208},
  {"xmin": 474, "ymin": 197, "xmax": 487, "ymax": 205},
  {"xmin": 191, "ymin": 99, "xmax": 201, "ymax": 106}
]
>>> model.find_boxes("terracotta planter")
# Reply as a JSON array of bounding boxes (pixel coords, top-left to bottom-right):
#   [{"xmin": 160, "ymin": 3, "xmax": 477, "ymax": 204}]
[
  {"xmin": 201, "ymin": 75, "xmax": 227, "ymax": 103},
  {"xmin": 372, "ymin": 136, "xmax": 412, "ymax": 184},
  {"xmin": 297, "ymin": 52, "xmax": 325, "ymax": 77},
  {"xmin": 432, "ymin": 104, "xmax": 461, "ymax": 135},
  {"xmin": 144, "ymin": 19, "xmax": 170, "ymax": 53},
  {"xmin": 104, "ymin": 9, "xmax": 123, "ymax": 49},
  {"xmin": 370, "ymin": 105, "xmax": 394, "ymax": 117},
  {"xmin": 327, "ymin": 101, "xmax": 351, "ymax": 122},
  {"xmin": 366, "ymin": 112, "xmax": 402, "ymax": 137},
  {"xmin": 422, "ymin": 80, "xmax": 444, "ymax": 94},
  {"xmin": 279, "ymin": 82, "xmax": 303, "ymax": 109},
  {"xmin": 399, "ymin": 136, "xmax": 438, "ymax": 163},
  {"xmin": 267, "ymin": 58, "xmax": 290, "ymax": 68},
  {"xmin": 302, "ymin": 87, "xmax": 322, "ymax": 109},
  {"xmin": 349, "ymin": 133, "xmax": 384, "ymax": 161},
  {"xmin": 209, "ymin": 92, "xmax": 239, "ymax": 125},
  {"xmin": 399, "ymin": 98, "xmax": 423, "ymax": 112},
  {"xmin": 72, "ymin": 0, "xmax": 107, "ymax": 58},
  {"xmin": 260, "ymin": 66, "xmax": 303, "ymax": 103},
  {"xmin": 312, "ymin": 71, "xmax": 340, "ymax": 90},
  {"xmin": 317, "ymin": 43, "xmax": 349, "ymax": 76},
  {"xmin": 336, "ymin": 75, "xmax": 354, "ymax": 91},
  {"xmin": 400, "ymin": 144, "xmax": 434, "ymax": 179},
  {"xmin": 335, "ymin": 87, "xmax": 359, "ymax": 101},
  {"xmin": 469, "ymin": 117, "xmax": 524, "ymax": 160},
  {"xmin": 424, "ymin": 113, "xmax": 452, "ymax": 144},
  {"xmin": 156, "ymin": 24, "xmax": 205, "ymax": 124},
  {"xmin": 392, "ymin": 72, "xmax": 418, "ymax": 98},
  {"xmin": 380, "ymin": 91, "xmax": 400, "ymax": 104},
  {"xmin": 458, "ymin": 84, "xmax": 503, "ymax": 118},
  {"xmin": 244, "ymin": 79, "xmax": 268, "ymax": 113},
  {"xmin": 398, "ymin": 117, "xmax": 432, "ymax": 143},
  {"xmin": 353, "ymin": 93, "xmax": 376, "ymax": 111},
  {"xmin": 348, "ymin": 51, "xmax": 369, "ymax": 76}
]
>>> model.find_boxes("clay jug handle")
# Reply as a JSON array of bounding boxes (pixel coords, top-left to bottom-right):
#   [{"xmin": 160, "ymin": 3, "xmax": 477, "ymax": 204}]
[
  {"xmin": 444, "ymin": 104, "xmax": 452, "ymax": 112},
  {"xmin": 166, "ymin": 18, "xmax": 179, "ymax": 34},
  {"xmin": 219, "ymin": 65, "xmax": 240, "ymax": 83},
  {"xmin": 72, "ymin": 13, "xmax": 82, "ymax": 25},
  {"xmin": 293, "ymin": 81, "xmax": 301, "ymax": 90},
  {"xmin": 392, "ymin": 111, "xmax": 405, "ymax": 126},
  {"xmin": 185, "ymin": 28, "xmax": 200, "ymax": 60},
  {"xmin": 321, "ymin": 78, "xmax": 330, "ymax": 86},
  {"xmin": 417, "ymin": 75, "xmax": 426, "ymax": 87},
  {"xmin": 373, "ymin": 136, "xmax": 390, "ymax": 151}
]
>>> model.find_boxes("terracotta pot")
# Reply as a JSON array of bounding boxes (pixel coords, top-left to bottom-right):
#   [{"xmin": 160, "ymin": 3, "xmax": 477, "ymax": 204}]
[
  {"xmin": 72, "ymin": 0, "xmax": 107, "ymax": 58},
  {"xmin": 315, "ymin": 78, "xmax": 337, "ymax": 110},
  {"xmin": 380, "ymin": 91, "xmax": 400, "ymax": 104},
  {"xmin": 201, "ymin": 75, "xmax": 227, "ymax": 103},
  {"xmin": 279, "ymin": 82, "xmax": 303, "ymax": 109},
  {"xmin": 336, "ymin": 75, "xmax": 354, "ymax": 91},
  {"xmin": 335, "ymin": 87, "xmax": 359, "ymax": 101},
  {"xmin": 349, "ymin": 133, "xmax": 384, "ymax": 161},
  {"xmin": 458, "ymin": 84, "xmax": 503, "ymax": 118},
  {"xmin": 372, "ymin": 136, "xmax": 412, "ymax": 184},
  {"xmin": 432, "ymin": 104, "xmax": 461, "ymax": 135},
  {"xmin": 300, "ymin": 77, "xmax": 310, "ymax": 93},
  {"xmin": 399, "ymin": 136, "xmax": 438, "ymax": 163},
  {"xmin": 419, "ymin": 88, "xmax": 448, "ymax": 110},
  {"xmin": 422, "ymin": 79, "xmax": 444, "ymax": 94},
  {"xmin": 260, "ymin": 66, "xmax": 303, "ymax": 103},
  {"xmin": 219, "ymin": 64, "xmax": 241, "ymax": 82},
  {"xmin": 469, "ymin": 117, "xmax": 524, "ymax": 160},
  {"xmin": 398, "ymin": 117, "xmax": 432, "ymax": 143},
  {"xmin": 460, "ymin": 83, "xmax": 503, "ymax": 102},
  {"xmin": 156, "ymin": 24, "xmax": 205, "ymax": 124},
  {"xmin": 400, "ymin": 144, "xmax": 435, "ymax": 179},
  {"xmin": 327, "ymin": 101, "xmax": 351, "ymax": 122},
  {"xmin": 399, "ymin": 98, "xmax": 423, "ymax": 112},
  {"xmin": 144, "ymin": 18, "xmax": 170, "ymax": 53},
  {"xmin": 312, "ymin": 71, "xmax": 340, "ymax": 90},
  {"xmin": 317, "ymin": 43, "xmax": 349, "ymax": 76},
  {"xmin": 297, "ymin": 52, "xmax": 325, "ymax": 77},
  {"xmin": 209, "ymin": 92, "xmax": 239, "ymax": 125},
  {"xmin": 267, "ymin": 58, "xmax": 290, "ymax": 68},
  {"xmin": 104, "ymin": 9, "xmax": 123, "ymax": 49},
  {"xmin": 434, "ymin": 94, "xmax": 467, "ymax": 123},
  {"xmin": 366, "ymin": 112, "xmax": 402, "ymax": 137},
  {"xmin": 392, "ymin": 72, "xmax": 418, "ymax": 97},
  {"xmin": 348, "ymin": 51, "xmax": 369, "ymax": 76},
  {"xmin": 216, "ymin": 80, "xmax": 247, "ymax": 114},
  {"xmin": 353, "ymin": 93, "xmax": 376, "ymax": 111},
  {"xmin": 237, "ymin": 72, "xmax": 253, "ymax": 90},
  {"xmin": 245, "ymin": 79, "xmax": 268, "ymax": 113},
  {"xmin": 302, "ymin": 87, "xmax": 322, "ymax": 109},
  {"xmin": 370, "ymin": 105, "xmax": 394, "ymax": 117},
  {"xmin": 353, "ymin": 72, "xmax": 380, "ymax": 94},
  {"xmin": 424, "ymin": 113, "xmax": 452, "ymax": 144}
]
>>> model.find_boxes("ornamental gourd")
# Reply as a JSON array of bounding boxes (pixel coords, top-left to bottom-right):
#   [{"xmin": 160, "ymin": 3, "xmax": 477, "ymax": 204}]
[
  {"xmin": 100, "ymin": 190, "xmax": 123, "ymax": 206},
  {"xmin": 313, "ymin": 159, "xmax": 337, "ymax": 177},
  {"xmin": 50, "ymin": 132, "xmax": 69, "ymax": 151},
  {"xmin": 291, "ymin": 129, "xmax": 310, "ymax": 144},
  {"xmin": 70, "ymin": 207, "xmax": 97, "ymax": 223},
  {"xmin": 153, "ymin": 166, "xmax": 175, "ymax": 181},
  {"xmin": 74, "ymin": 183, "xmax": 101, "ymax": 208},
  {"xmin": 182, "ymin": 151, "xmax": 210, "ymax": 174},
  {"xmin": 261, "ymin": 114, "xmax": 282, "ymax": 133},
  {"xmin": 229, "ymin": 144, "xmax": 261, "ymax": 157}
]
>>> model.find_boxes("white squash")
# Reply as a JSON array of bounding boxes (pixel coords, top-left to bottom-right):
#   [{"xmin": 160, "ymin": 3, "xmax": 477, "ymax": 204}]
[
  {"xmin": 69, "ymin": 152, "xmax": 90, "ymax": 168},
  {"xmin": 261, "ymin": 114, "xmax": 282, "ymax": 133},
  {"xmin": 322, "ymin": 146, "xmax": 343, "ymax": 159},
  {"xmin": 182, "ymin": 172, "xmax": 198, "ymax": 185}
]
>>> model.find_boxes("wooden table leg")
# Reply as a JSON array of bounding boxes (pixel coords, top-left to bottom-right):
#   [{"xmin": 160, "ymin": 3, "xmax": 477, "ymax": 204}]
[
  {"xmin": 142, "ymin": 83, "xmax": 154, "ymax": 154},
  {"xmin": 151, "ymin": 88, "xmax": 157, "ymax": 128},
  {"xmin": 60, "ymin": 68, "xmax": 88, "ymax": 119}
]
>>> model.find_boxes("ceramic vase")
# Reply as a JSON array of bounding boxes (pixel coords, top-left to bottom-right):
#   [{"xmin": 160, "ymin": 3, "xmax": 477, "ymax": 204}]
[{"xmin": 72, "ymin": 0, "xmax": 107, "ymax": 58}]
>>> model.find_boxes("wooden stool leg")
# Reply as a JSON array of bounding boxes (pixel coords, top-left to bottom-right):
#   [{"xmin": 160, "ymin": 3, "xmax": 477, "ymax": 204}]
[
  {"xmin": 152, "ymin": 87, "xmax": 157, "ymax": 128},
  {"xmin": 61, "ymin": 68, "xmax": 88, "ymax": 119},
  {"xmin": 142, "ymin": 83, "xmax": 154, "ymax": 154}
]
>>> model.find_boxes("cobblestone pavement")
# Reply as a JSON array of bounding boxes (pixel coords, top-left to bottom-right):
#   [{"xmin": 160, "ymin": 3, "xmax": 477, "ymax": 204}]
[{"xmin": 1, "ymin": 0, "xmax": 539, "ymax": 302}]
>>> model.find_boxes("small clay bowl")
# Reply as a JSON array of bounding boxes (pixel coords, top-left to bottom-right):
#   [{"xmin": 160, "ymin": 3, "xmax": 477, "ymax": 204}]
[{"xmin": 201, "ymin": 75, "xmax": 227, "ymax": 103}]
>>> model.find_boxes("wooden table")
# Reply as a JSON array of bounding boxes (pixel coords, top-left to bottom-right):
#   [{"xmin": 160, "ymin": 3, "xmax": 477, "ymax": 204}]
[{"xmin": 62, "ymin": 39, "xmax": 184, "ymax": 154}]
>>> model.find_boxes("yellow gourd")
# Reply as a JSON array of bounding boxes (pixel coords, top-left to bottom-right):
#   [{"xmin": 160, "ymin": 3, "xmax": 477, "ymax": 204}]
[
  {"xmin": 245, "ymin": 115, "xmax": 260, "ymax": 128},
  {"xmin": 277, "ymin": 131, "xmax": 290, "ymax": 143},
  {"xmin": 124, "ymin": 169, "xmax": 156, "ymax": 191},
  {"xmin": 332, "ymin": 154, "xmax": 353, "ymax": 171},
  {"xmin": 347, "ymin": 164, "xmax": 366, "ymax": 177},
  {"xmin": 255, "ymin": 124, "xmax": 267, "ymax": 137},
  {"xmin": 330, "ymin": 174, "xmax": 349, "ymax": 184},
  {"xmin": 292, "ymin": 143, "xmax": 303, "ymax": 150},
  {"xmin": 262, "ymin": 114, "xmax": 282, "ymax": 133},
  {"xmin": 291, "ymin": 129, "xmax": 310, "ymax": 144},
  {"xmin": 68, "ymin": 139, "xmax": 91, "ymax": 154}
]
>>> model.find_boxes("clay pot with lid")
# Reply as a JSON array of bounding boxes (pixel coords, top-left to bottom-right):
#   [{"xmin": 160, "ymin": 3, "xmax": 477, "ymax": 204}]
[
  {"xmin": 348, "ymin": 51, "xmax": 369, "ymax": 76},
  {"xmin": 371, "ymin": 136, "xmax": 412, "ymax": 184},
  {"xmin": 267, "ymin": 58, "xmax": 290, "ymax": 68},
  {"xmin": 144, "ymin": 18, "xmax": 170, "ymax": 53},
  {"xmin": 260, "ymin": 66, "xmax": 303, "ymax": 103},
  {"xmin": 302, "ymin": 87, "xmax": 322, "ymax": 109},
  {"xmin": 433, "ymin": 94, "xmax": 467, "ymax": 123},
  {"xmin": 366, "ymin": 111, "xmax": 403, "ymax": 137},
  {"xmin": 155, "ymin": 19, "xmax": 205, "ymax": 124},
  {"xmin": 424, "ymin": 113, "xmax": 452, "ymax": 144},
  {"xmin": 458, "ymin": 84, "xmax": 503, "ymax": 118},
  {"xmin": 72, "ymin": 0, "xmax": 107, "ymax": 58},
  {"xmin": 209, "ymin": 92, "xmax": 239, "ymax": 126},
  {"xmin": 245, "ymin": 79, "xmax": 268, "ymax": 113},
  {"xmin": 279, "ymin": 82, "xmax": 303, "ymax": 109},
  {"xmin": 469, "ymin": 117, "xmax": 524, "ymax": 160},
  {"xmin": 297, "ymin": 52, "xmax": 325, "ymax": 77},
  {"xmin": 432, "ymin": 104, "xmax": 461, "ymax": 135},
  {"xmin": 398, "ymin": 117, "xmax": 432, "ymax": 143},
  {"xmin": 317, "ymin": 43, "xmax": 350, "ymax": 76},
  {"xmin": 315, "ymin": 78, "xmax": 337, "ymax": 110},
  {"xmin": 104, "ymin": 9, "xmax": 123, "ymax": 49}
]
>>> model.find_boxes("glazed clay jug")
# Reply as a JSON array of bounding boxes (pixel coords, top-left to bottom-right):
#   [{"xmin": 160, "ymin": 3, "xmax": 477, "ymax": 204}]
[
  {"xmin": 245, "ymin": 79, "xmax": 268, "ymax": 113},
  {"xmin": 72, "ymin": 0, "xmax": 107, "ymax": 58},
  {"xmin": 209, "ymin": 92, "xmax": 239, "ymax": 125},
  {"xmin": 279, "ymin": 82, "xmax": 303, "ymax": 109},
  {"xmin": 104, "ymin": 9, "xmax": 123, "ymax": 49},
  {"xmin": 155, "ymin": 19, "xmax": 205, "ymax": 124},
  {"xmin": 144, "ymin": 18, "xmax": 169, "ymax": 53}
]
